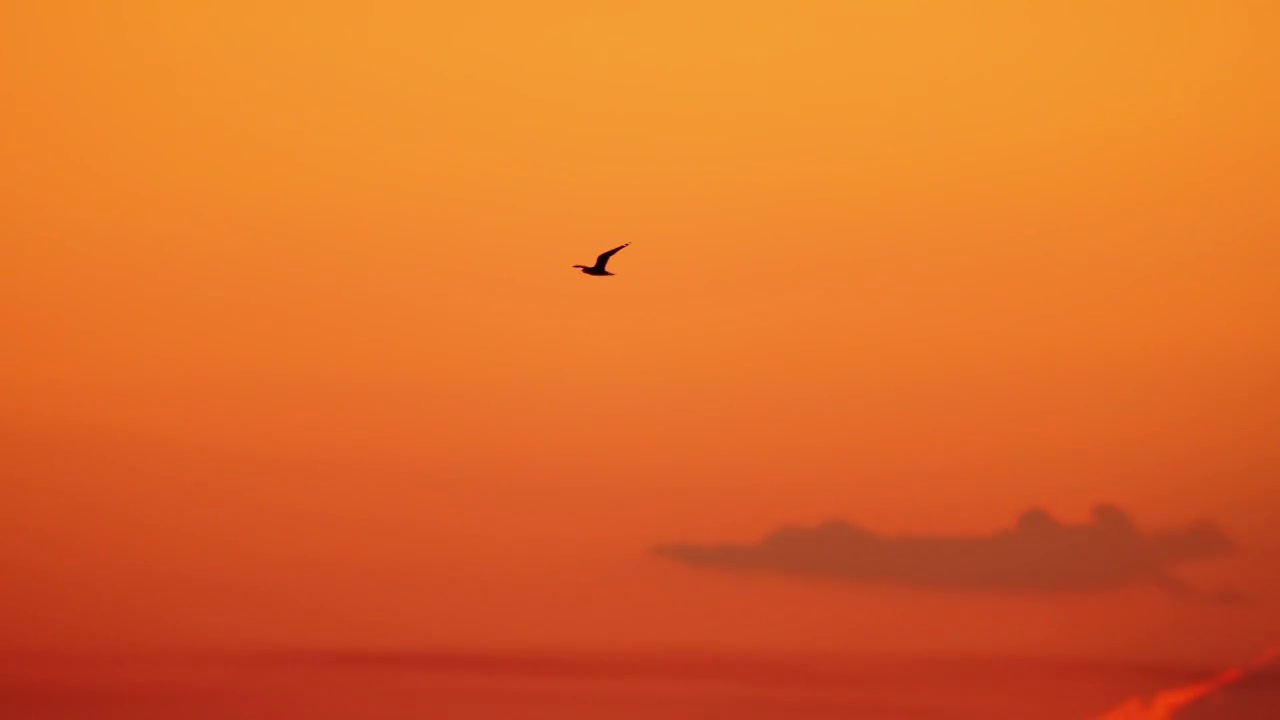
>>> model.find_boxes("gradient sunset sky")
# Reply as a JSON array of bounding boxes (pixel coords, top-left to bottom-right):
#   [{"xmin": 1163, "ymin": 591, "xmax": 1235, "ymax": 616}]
[{"xmin": 3, "ymin": 1, "xmax": 1278, "ymax": 667}]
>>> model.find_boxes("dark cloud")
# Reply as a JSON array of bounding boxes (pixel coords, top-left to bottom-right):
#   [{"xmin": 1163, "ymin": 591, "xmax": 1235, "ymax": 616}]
[{"xmin": 654, "ymin": 505, "xmax": 1237, "ymax": 602}]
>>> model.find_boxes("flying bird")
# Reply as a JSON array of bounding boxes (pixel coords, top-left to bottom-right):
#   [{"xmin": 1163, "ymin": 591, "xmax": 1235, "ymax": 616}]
[{"xmin": 573, "ymin": 243, "xmax": 630, "ymax": 276}]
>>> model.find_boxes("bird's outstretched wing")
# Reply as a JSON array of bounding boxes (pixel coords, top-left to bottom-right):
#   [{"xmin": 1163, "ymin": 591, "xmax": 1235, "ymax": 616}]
[{"xmin": 595, "ymin": 243, "xmax": 630, "ymax": 268}]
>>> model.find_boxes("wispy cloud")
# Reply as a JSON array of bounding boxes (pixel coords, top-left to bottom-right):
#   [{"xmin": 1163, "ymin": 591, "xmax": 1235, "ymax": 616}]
[
  {"xmin": 655, "ymin": 505, "xmax": 1237, "ymax": 601},
  {"xmin": 1094, "ymin": 647, "xmax": 1279, "ymax": 719}
]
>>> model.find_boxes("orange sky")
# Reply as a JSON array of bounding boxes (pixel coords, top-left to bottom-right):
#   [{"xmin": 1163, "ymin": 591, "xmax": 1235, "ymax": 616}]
[{"xmin": 3, "ymin": 1, "xmax": 1279, "ymax": 665}]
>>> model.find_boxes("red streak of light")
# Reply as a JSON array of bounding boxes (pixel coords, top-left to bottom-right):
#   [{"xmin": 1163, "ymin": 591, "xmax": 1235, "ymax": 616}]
[{"xmin": 1094, "ymin": 648, "xmax": 1279, "ymax": 720}]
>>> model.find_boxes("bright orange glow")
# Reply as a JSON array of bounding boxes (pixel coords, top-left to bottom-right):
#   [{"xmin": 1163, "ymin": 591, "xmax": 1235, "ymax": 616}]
[{"xmin": 3, "ymin": 0, "xmax": 1278, "ymax": 683}]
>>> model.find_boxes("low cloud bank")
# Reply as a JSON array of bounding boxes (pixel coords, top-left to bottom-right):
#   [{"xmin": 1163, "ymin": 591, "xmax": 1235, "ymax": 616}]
[{"xmin": 655, "ymin": 505, "xmax": 1237, "ymax": 601}]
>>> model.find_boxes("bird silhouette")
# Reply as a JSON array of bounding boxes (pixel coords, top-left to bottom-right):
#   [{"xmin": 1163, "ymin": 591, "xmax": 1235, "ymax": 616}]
[{"xmin": 573, "ymin": 243, "xmax": 630, "ymax": 276}]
